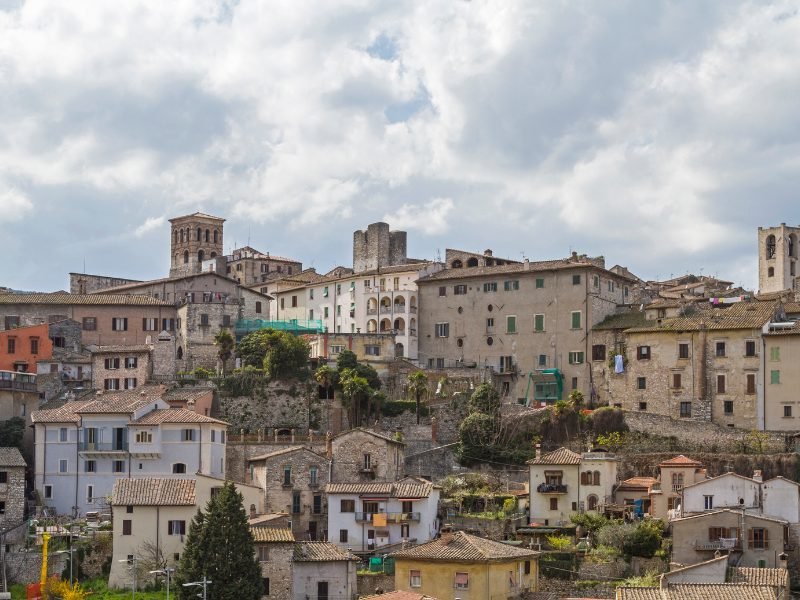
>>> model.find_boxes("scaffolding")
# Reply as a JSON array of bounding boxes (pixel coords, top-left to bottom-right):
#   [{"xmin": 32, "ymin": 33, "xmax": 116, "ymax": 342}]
[{"xmin": 234, "ymin": 318, "xmax": 325, "ymax": 338}]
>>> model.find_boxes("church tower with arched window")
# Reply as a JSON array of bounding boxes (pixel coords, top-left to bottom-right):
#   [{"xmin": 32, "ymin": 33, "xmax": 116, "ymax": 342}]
[
  {"xmin": 169, "ymin": 212, "xmax": 225, "ymax": 278},
  {"xmin": 758, "ymin": 224, "xmax": 800, "ymax": 294}
]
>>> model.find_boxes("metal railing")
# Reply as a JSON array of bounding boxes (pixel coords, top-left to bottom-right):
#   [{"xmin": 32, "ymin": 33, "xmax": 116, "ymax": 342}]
[
  {"xmin": 79, "ymin": 442, "xmax": 129, "ymax": 452},
  {"xmin": 537, "ymin": 483, "xmax": 568, "ymax": 494},
  {"xmin": 355, "ymin": 512, "xmax": 421, "ymax": 523}
]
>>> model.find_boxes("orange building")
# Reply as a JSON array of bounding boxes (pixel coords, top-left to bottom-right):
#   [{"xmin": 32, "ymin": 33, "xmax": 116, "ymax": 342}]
[{"xmin": 0, "ymin": 323, "xmax": 53, "ymax": 373}]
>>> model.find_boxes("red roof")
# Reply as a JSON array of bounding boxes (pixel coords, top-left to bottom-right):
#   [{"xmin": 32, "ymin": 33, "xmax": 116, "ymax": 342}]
[{"xmin": 658, "ymin": 455, "xmax": 703, "ymax": 468}]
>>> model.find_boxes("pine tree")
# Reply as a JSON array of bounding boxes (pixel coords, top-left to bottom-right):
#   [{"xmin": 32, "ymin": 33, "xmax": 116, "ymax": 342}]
[{"xmin": 189, "ymin": 482, "xmax": 262, "ymax": 600}]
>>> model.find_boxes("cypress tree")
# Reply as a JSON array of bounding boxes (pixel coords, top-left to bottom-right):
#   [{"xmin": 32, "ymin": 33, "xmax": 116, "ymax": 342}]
[{"xmin": 175, "ymin": 509, "xmax": 207, "ymax": 600}]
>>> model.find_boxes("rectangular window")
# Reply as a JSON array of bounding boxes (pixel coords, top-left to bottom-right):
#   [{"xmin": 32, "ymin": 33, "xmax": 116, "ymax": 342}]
[
  {"xmin": 323, "ymin": 307, "xmax": 329, "ymax": 319},
  {"xmin": 637, "ymin": 377, "xmax": 646, "ymax": 390},
  {"xmin": 591, "ymin": 345, "xmax": 606, "ymax": 361},
  {"xmin": 85, "ymin": 460, "xmax": 96, "ymax": 473},
  {"xmin": 570, "ymin": 311, "xmax": 581, "ymax": 329},
  {"xmin": 30, "ymin": 338, "xmax": 39, "ymax": 354},
  {"xmin": 82, "ymin": 317, "xmax": 96, "ymax": 331},
  {"xmin": 724, "ymin": 401, "xmax": 734, "ymax": 415},
  {"xmin": 59, "ymin": 459, "xmax": 68, "ymax": 473},
  {"xmin": 59, "ymin": 428, "xmax": 68, "ymax": 442},
  {"xmin": 142, "ymin": 318, "xmax": 157, "ymax": 331},
  {"xmin": 339, "ymin": 529, "xmax": 348, "ymax": 543},
  {"xmin": 280, "ymin": 298, "xmax": 284, "ymax": 309},
  {"xmin": 715, "ymin": 341, "xmax": 726, "ymax": 357},
  {"xmin": 113, "ymin": 460, "xmax": 125, "ymax": 473},
  {"xmin": 637, "ymin": 346, "xmax": 650, "ymax": 360},
  {"xmin": 323, "ymin": 286, "xmax": 329, "ymax": 298},
  {"xmin": 340, "ymin": 499, "xmax": 355, "ymax": 513},
  {"xmin": 87, "ymin": 485, "xmax": 95, "ymax": 503},
  {"xmin": 535, "ymin": 278, "xmax": 544, "ymax": 289},
  {"xmin": 168, "ymin": 520, "xmax": 186, "ymax": 536},
  {"xmin": 673, "ymin": 373, "xmax": 682, "ymax": 389},
  {"xmin": 770, "ymin": 346, "xmax": 780, "ymax": 361},
  {"xmin": 162, "ymin": 318, "xmax": 175, "ymax": 331},
  {"xmin": 125, "ymin": 357, "xmax": 138, "ymax": 369},
  {"xmin": 309, "ymin": 309, "xmax": 314, "ymax": 321},
  {"xmin": 365, "ymin": 345, "xmax": 380, "ymax": 356},
  {"xmin": 717, "ymin": 374, "xmax": 726, "ymax": 394},
  {"xmin": 549, "ymin": 498, "xmax": 558, "ymax": 511},
  {"xmin": 112, "ymin": 318, "xmax": 128, "ymax": 331},
  {"xmin": 506, "ymin": 316, "xmax": 516, "ymax": 334},
  {"xmin": 483, "ymin": 282, "xmax": 497, "ymax": 292},
  {"xmin": 181, "ymin": 429, "xmax": 195, "ymax": 442},
  {"xmin": 500, "ymin": 356, "xmax": 514, "ymax": 373},
  {"xmin": 104, "ymin": 357, "xmax": 120, "ymax": 370},
  {"xmin": 593, "ymin": 275, "xmax": 600, "ymax": 288},
  {"xmin": 255, "ymin": 301, "xmax": 262, "ymax": 314},
  {"xmin": 123, "ymin": 520, "xmax": 132, "ymax": 536},
  {"xmin": 639, "ymin": 401, "xmax": 647, "ymax": 411},
  {"xmin": 200, "ymin": 314, "xmax": 210, "ymax": 326},
  {"xmin": 283, "ymin": 466, "xmax": 292, "ymax": 486},
  {"xmin": 503, "ymin": 280, "xmax": 519, "ymax": 291},
  {"xmin": 572, "ymin": 274, "xmax": 581, "ymax": 285},
  {"xmin": 749, "ymin": 528, "xmax": 768, "ymax": 550},
  {"xmin": 435, "ymin": 322, "xmax": 449, "ymax": 338},
  {"xmin": 258, "ymin": 546, "xmax": 270, "ymax": 562},
  {"xmin": 135, "ymin": 431, "xmax": 152, "ymax": 443},
  {"xmin": 680, "ymin": 402, "xmax": 692, "ymax": 418},
  {"xmin": 745, "ymin": 340, "xmax": 756, "ymax": 357},
  {"xmin": 337, "ymin": 305, "xmax": 341, "ymax": 316},
  {"xmin": 678, "ymin": 343, "xmax": 689, "ymax": 359},
  {"xmin": 784, "ymin": 405, "xmax": 793, "ymax": 418},
  {"xmin": 771, "ymin": 370, "xmax": 781, "ymax": 384},
  {"xmin": 454, "ymin": 284, "xmax": 467, "ymax": 295},
  {"xmin": 291, "ymin": 296, "xmax": 298, "ymax": 307},
  {"xmin": 410, "ymin": 570, "xmax": 421, "ymax": 588},
  {"xmin": 704, "ymin": 495, "xmax": 714, "ymax": 510},
  {"xmin": 538, "ymin": 354, "xmax": 548, "ymax": 368},
  {"xmin": 44, "ymin": 485, "xmax": 52, "ymax": 499},
  {"xmin": 454, "ymin": 572, "xmax": 469, "ymax": 590},
  {"xmin": 438, "ymin": 286, "xmax": 446, "ymax": 297},
  {"xmin": 486, "ymin": 317, "xmax": 495, "ymax": 332},
  {"xmin": 568, "ymin": 351, "xmax": 584, "ymax": 365},
  {"xmin": 313, "ymin": 494, "xmax": 322, "ymax": 514},
  {"xmin": 292, "ymin": 492, "xmax": 301, "ymax": 514},
  {"xmin": 747, "ymin": 373, "xmax": 756, "ymax": 394},
  {"xmin": 104, "ymin": 378, "xmax": 120, "ymax": 390},
  {"xmin": 534, "ymin": 314, "xmax": 545, "ymax": 332}
]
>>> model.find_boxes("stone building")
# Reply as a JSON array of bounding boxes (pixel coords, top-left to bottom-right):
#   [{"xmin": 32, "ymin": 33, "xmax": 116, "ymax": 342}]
[
  {"xmin": 168, "ymin": 212, "xmax": 225, "ymax": 278},
  {"xmin": 306, "ymin": 332, "xmax": 397, "ymax": 365},
  {"xmin": 69, "ymin": 273, "xmax": 142, "ymax": 295},
  {"xmin": 247, "ymin": 446, "xmax": 330, "ymax": 541},
  {"xmin": 292, "ymin": 542, "xmax": 358, "ymax": 600},
  {"xmin": 0, "ymin": 370, "xmax": 40, "ymax": 461},
  {"xmin": 0, "ymin": 447, "xmax": 27, "ymax": 546},
  {"xmin": 353, "ymin": 222, "xmax": 409, "ymax": 274},
  {"xmin": 416, "ymin": 253, "xmax": 637, "ymax": 402},
  {"xmin": 226, "ymin": 246, "xmax": 302, "ymax": 286},
  {"xmin": 758, "ymin": 224, "xmax": 800, "ymax": 295},
  {"xmin": 252, "ymin": 526, "xmax": 295, "ymax": 600},
  {"xmin": 602, "ymin": 300, "xmax": 780, "ymax": 428},
  {"xmin": 762, "ymin": 319, "xmax": 800, "ymax": 430},
  {"xmin": 330, "ymin": 428, "xmax": 405, "ymax": 483},
  {"xmin": 90, "ymin": 345, "xmax": 151, "ymax": 391},
  {"xmin": 649, "ymin": 455, "xmax": 707, "ymax": 521}
]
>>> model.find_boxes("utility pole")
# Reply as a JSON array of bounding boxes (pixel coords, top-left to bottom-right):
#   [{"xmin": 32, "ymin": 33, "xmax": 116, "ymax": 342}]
[
  {"xmin": 149, "ymin": 567, "xmax": 175, "ymax": 600},
  {"xmin": 183, "ymin": 576, "xmax": 212, "ymax": 600},
  {"xmin": 118, "ymin": 557, "xmax": 137, "ymax": 600}
]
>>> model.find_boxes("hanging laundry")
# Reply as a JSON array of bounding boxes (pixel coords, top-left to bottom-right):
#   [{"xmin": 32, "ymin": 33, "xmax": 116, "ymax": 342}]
[{"xmin": 614, "ymin": 354, "xmax": 625, "ymax": 374}]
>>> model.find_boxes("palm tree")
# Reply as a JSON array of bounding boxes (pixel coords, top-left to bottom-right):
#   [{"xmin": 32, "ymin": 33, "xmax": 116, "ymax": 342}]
[
  {"xmin": 340, "ymin": 369, "xmax": 371, "ymax": 427},
  {"xmin": 407, "ymin": 370, "xmax": 429, "ymax": 424},
  {"xmin": 214, "ymin": 330, "xmax": 235, "ymax": 376},
  {"xmin": 315, "ymin": 365, "xmax": 335, "ymax": 401}
]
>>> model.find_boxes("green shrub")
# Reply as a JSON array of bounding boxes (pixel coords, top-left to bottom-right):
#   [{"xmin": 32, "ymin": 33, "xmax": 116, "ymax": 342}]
[{"xmin": 381, "ymin": 400, "xmax": 429, "ymax": 417}]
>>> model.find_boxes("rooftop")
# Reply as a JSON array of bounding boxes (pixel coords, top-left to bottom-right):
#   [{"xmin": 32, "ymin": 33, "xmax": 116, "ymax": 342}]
[
  {"xmin": 251, "ymin": 527, "xmax": 295, "ymax": 543},
  {"xmin": 169, "ymin": 212, "xmax": 225, "ymax": 222},
  {"xmin": 332, "ymin": 427, "xmax": 405, "ymax": 446},
  {"xmin": 729, "ymin": 566, "xmax": 788, "ymax": 587},
  {"xmin": 625, "ymin": 301, "xmax": 779, "ymax": 333},
  {"xmin": 617, "ymin": 583, "xmax": 782, "ymax": 599},
  {"xmin": 0, "ymin": 447, "xmax": 26, "ymax": 467},
  {"xmin": 658, "ymin": 455, "xmax": 703, "ymax": 468},
  {"xmin": 360, "ymin": 592, "xmax": 437, "ymax": 600},
  {"xmin": 129, "ymin": 409, "xmax": 227, "ymax": 426},
  {"xmin": 0, "ymin": 293, "xmax": 171, "ymax": 306},
  {"xmin": 528, "ymin": 447, "xmax": 582, "ymax": 466},
  {"xmin": 89, "ymin": 345, "xmax": 152, "ymax": 354},
  {"xmin": 292, "ymin": 542, "xmax": 357, "ymax": 562},
  {"xmin": 249, "ymin": 446, "xmax": 327, "ymax": 462},
  {"xmin": 326, "ymin": 477, "xmax": 435, "ymax": 498},
  {"xmin": 391, "ymin": 531, "xmax": 539, "ymax": 562},
  {"xmin": 112, "ymin": 478, "xmax": 196, "ymax": 506}
]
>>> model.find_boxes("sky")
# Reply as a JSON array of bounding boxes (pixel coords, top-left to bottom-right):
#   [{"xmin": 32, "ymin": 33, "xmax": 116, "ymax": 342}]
[{"xmin": 1, "ymin": 0, "xmax": 799, "ymax": 293}]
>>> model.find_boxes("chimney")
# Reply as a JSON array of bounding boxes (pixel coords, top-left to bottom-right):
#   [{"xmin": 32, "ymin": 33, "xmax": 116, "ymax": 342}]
[
  {"xmin": 483, "ymin": 249, "xmax": 493, "ymax": 257},
  {"xmin": 753, "ymin": 470, "xmax": 763, "ymax": 482},
  {"xmin": 440, "ymin": 531, "xmax": 454, "ymax": 546},
  {"xmin": 187, "ymin": 398, "xmax": 197, "ymax": 413},
  {"xmin": 535, "ymin": 443, "xmax": 541, "ymax": 460},
  {"xmin": 326, "ymin": 431, "xmax": 333, "ymax": 459},
  {"xmin": 431, "ymin": 416, "xmax": 438, "ymax": 444},
  {"xmin": 523, "ymin": 259, "xmax": 530, "ymax": 271},
  {"xmin": 249, "ymin": 504, "xmax": 257, "ymax": 519},
  {"xmin": 571, "ymin": 251, "xmax": 578, "ymax": 261}
]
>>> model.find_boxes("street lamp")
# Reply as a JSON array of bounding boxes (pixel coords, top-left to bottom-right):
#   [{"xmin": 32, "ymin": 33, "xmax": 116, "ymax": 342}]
[
  {"xmin": 149, "ymin": 567, "xmax": 175, "ymax": 600},
  {"xmin": 182, "ymin": 577, "xmax": 211, "ymax": 600},
  {"xmin": 118, "ymin": 557, "xmax": 138, "ymax": 600},
  {"xmin": 55, "ymin": 548, "xmax": 77, "ymax": 584}
]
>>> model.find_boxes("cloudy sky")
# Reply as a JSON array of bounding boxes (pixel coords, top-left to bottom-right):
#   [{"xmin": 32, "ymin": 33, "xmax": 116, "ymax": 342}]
[{"xmin": 1, "ymin": 0, "xmax": 798, "ymax": 292}]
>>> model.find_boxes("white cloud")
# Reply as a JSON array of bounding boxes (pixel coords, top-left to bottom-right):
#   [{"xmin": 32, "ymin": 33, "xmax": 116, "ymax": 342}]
[
  {"xmin": 0, "ymin": 186, "xmax": 32, "ymax": 222},
  {"xmin": 134, "ymin": 216, "xmax": 165, "ymax": 238},
  {"xmin": 383, "ymin": 197, "xmax": 454, "ymax": 235}
]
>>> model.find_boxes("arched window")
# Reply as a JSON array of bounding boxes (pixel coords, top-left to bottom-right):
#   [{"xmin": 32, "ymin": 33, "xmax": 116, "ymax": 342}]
[
  {"xmin": 180, "ymin": 229, "xmax": 184, "ymax": 243},
  {"xmin": 467, "ymin": 257, "xmax": 479, "ymax": 267},
  {"xmin": 173, "ymin": 463, "xmax": 187, "ymax": 474},
  {"xmin": 183, "ymin": 250, "xmax": 189, "ymax": 264},
  {"xmin": 214, "ymin": 229, "xmax": 218, "ymax": 243},
  {"xmin": 210, "ymin": 252, "xmax": 216, "ymax": 259},
  {"xmin": 205, "ymin": 229, "xmax": 210, "ymax": 242},
  {"xmin": 768, "ymin": 267, "xmax": 775, "ymax": 277},
  {"xmin": 587, "ymin": 495, "xmax": 598, "ymax": 511},
  {"xmin": 174, "ymin": 230, "xmax": 178, "ymax": 244},
  {"xmin": 198, "ymin": 250, "xmax": 205, "ymax": 262},
  {"xmin": 395, "ymin": 343, "xmax": 404, "ymax": 357},
  {"xmin": 593, "ymin": 471, "xmax": 600, "ymax": 486},
  {"xmin": 197, "ymin": 227, "xmax": 202, "ymax": 241},
  {"xmin": 451, "ymin": 259, "xmax": 463, "ymax": 268},
  {"xmin": 766, "ymin": 234, "xmax": 776, "ymax": 259},
  {"xmin": 485, "ymin": 259, "xmax": 494, "ymax": 266},
  {"xmin": 177, "ymin": 346, "xmax": 184, "ymax": 359},
  {"xmin": 580, "ymin": 472, "xmax": 589, "ymax": 485}
]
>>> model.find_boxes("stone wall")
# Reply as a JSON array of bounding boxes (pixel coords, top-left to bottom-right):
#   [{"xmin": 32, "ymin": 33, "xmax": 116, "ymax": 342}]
[
  {"xmin": 69, "ymin": 273, "xmax": 142, "ymax": 294},
  {"xmin": 618, "ymin": 452, "xmax": 799, "ymax": 482},
  {"xmin": 218, "ymin": 381, "xmax": 318, "ymax": 432},
  {"xmin": 226, "ymin": 441, "xmax": 326, "ymax": 484},
  {"xmin": 404, "ymin": 444, "xmax": 458, "ymax": 481},
  {"xmin": 356, "ymin": 572, "xmax": 394, "ymax": 596},
  {"xmin": 577, "ymin": 559, "xmax": 628, "ymax": 581},
  {"xmin": 0, "ymin": 466, "xmax": 26, "ymax": 545},
  {"xmin": 5, "ymin": 552, "xmax": 66, "ymax": 585},
  {"xmin": 536, "ymin": 576, "xmax": 615, "ymax": 599}
]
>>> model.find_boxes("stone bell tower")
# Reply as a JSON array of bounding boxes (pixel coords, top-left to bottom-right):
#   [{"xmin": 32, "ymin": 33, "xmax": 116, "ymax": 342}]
[{"xmin": 169, "ymin": 212, "xmax": 225, "ymax": 278}]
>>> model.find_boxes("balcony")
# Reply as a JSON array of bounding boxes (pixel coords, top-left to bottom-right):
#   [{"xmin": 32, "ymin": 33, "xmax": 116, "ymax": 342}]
[
  {"xmin": 695, "ymin": 540, "xmax": 741, "ymax": 551},
  {"xmin": 355, "ymin": 512, "xmax": 421, "ymax": 523},
  {"xmin": 409, "ymin": 329, "xmax": 417, "ymax": 337},
  {"xmin": 0, "ymin": 371, "xmax": 36, "ymax": 392},
  {"xmin": 394, "ymin": 304, "xmax": 406, "ymax": 313},
  {"xmin": 380, "ymin": 306, "xmax": 392, "ymax": 314},
  {"xmin": 537, "ymin": 483, "xmax": 568, "ymax": 494},
  {"xmin": 409, "ymin": 306, "xmax": 417, "ymax": 314},
  {"xmin": 79, "ymin": 441, "xmax": 128, "ymax": 453},
  {"xmin": 367, "ymin": 308, "xmax": 377, "ymax": 315}
]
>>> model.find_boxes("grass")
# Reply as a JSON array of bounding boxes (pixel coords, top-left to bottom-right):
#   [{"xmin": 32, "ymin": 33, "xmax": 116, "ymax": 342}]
[{"xmin": 10, "ymin": 579, "xmax": 169, "ymax": 600}]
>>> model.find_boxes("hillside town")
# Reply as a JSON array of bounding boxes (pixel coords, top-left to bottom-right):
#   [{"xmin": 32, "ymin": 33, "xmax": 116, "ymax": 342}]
[{"xmin": 2, "ymin": 212, "xmax": 800, "ymax": 600}]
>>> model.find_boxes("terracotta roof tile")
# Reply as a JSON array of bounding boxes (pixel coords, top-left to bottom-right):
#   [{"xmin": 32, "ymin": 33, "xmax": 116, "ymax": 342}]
[
  {"xmin": 618, "ymin": 584, "xmax": 781, "ymax": 599},
  {"xmin": 251, "ymin": 527, "xmax": 295, "ymax": 543},
  {"xmin": 332, "ymin": 427, "xmax": 404, "ymax": 445},
  {"xmin": 593, "ymin": 309, "xmax": 648, "ymax": 331},
  {"xmin": 658, "ymin": 455, "xmax": 703, "ymax": 467},
  {"xmin": 626, "ymin": 301, "xmax": 778, "ymax": 333},
  {"xmin": 418, "ymin": 258, "xmax": 609, "ymax": 282},
  {"xmin": 0, "ymin": 447, "xmax": 26, "ymax": 467},
  {"xmin": 292, "ymin": 542, "xmax": 357, "ymax": 562},
  {"xmin": 391, "ymin": 531, "xmax": 539, "ymax": 562},
  {"xmin": 89, "ymin": 345, "xmax": 152, "ymax": 354},
  {"xmin": 0, "ymin": 293, "xmax": 171, "ymax": 306},
  {"xmin": 360, "ymin": 592, "xmax": 437, "ymax": 600},
  {"xmin": 129, "ymin": 409, "xmax": 227, "ymax": 426},
  {"xmin": 249, "ymin": 446, "xmax": 327, "ymax": 462},
  {"xmin": 527, "ymin": 447, "xmax": 582, "ymax": 465},
  {"xmin": 618, "ymin": 477, "xmax": 658, "ymax": 489},
  {"xmin": 112, "ymin": 478, "xmax": 196, "ymax": 506},
  {"xmin": 325, "ymin": 477, "xmax": 434, "ymax": 498},
  {"xmin": 729, "ymin": 566, "xmax": 789, "ymax": 587}
]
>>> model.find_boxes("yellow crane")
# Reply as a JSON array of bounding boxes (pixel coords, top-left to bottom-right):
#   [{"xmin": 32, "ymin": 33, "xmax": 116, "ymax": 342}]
[{"xmin": 40, "ymin": 532, "xmax": 50, "ymax": 585}]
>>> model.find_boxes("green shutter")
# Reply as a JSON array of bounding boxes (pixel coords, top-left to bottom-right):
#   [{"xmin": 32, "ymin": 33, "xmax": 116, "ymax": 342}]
[
  {"xmin": 571, "ymin": 312, "xmax": 581, "ymax": 329},
  {"xmin": 534, "ymin": 314, "xmax": 544, "ymax": 331},
  {"xmin": 771, "ymin": 347, "xmax": 780, "ymax": 361},
  {"xmin": 771, "ymin": 370, "xmax": 781, "ymax": 384},
  {"xmin": 536, "ymin": 278, "xmax": 544, "ymax": 289},
  {"xmin": 507, "ymin": 316, "xmax": 516, "ymax": 333}
]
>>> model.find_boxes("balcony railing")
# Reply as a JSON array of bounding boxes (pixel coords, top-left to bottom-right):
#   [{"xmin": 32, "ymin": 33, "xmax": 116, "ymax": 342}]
[
  {"xmin": 695, "ymin": 540, "xmax": 741, "ymax": 551},
  {"xmin": 394, "ymin": 304, "xmax": 406, "ymax": 312},
  {"xmin": 409, "ymin": 306, "xmax": 417, "ymax": 313},
  {"xmin": 672, "ymin": 485, "xmax": 683, "ymax": 493},
  {"xmin": 380, "ymin": 306, "xmax": 392, "ymax": 314},
  {"xmin": 79, "ymin": 442, "xmax": 129, "ymax": 452},
  {"xmin": 0, "ymin": 371, "xmax": 36, "ymax": 392},
  {"xmin": 355, "ymin": 512, "xmax": 421, "ymax": 523},
  {"xmin": 367, "ymin": 308, "xmax": 377, "ymax": 315},
  {"xmin": 537, "ymin": 483, "xmax": 568, "ymax": 494}
]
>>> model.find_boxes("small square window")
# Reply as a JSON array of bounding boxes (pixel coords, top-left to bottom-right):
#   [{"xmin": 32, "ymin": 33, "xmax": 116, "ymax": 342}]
[
  {"xmin": 535, "ymin": 278, "xmax": 545, "ymax": 289},
  {"xmin": 724, "ymin": 400, "xmax": 734, "ymax": 415},
  {"xmin": 715, "ymin": 341, "xmax": 726, "ymax": 357},
  {"xmin": 637, "ymin": 377, "xmax": 646, "ymax": 390},
  {"xmin": 572, "ymin": 274, "xmax": 581, "ymax": 285},
  {"xmin": 678, "ymin": 343, "xmax": 689, "ymax": 359},
  {"xmin": 784, "ymin": 405, "xmax": 793, "ymax": 418},
  {"xmin": 639, "ymin": 402, "xmax": 647, "ymax": 411},
  {"xmin": 637, "ymin": 346, "xmax": 650, "ymax": 360}
]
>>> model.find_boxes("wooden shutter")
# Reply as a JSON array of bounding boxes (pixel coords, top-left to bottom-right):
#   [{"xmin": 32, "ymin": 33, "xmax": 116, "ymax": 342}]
[
  {"xmin": 748, "ymin": 528, "xmax": 754, "ymax": 549},
  {"xmin": 764, "ymin": 529, "xmax": 769, "ymax": 549}
]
